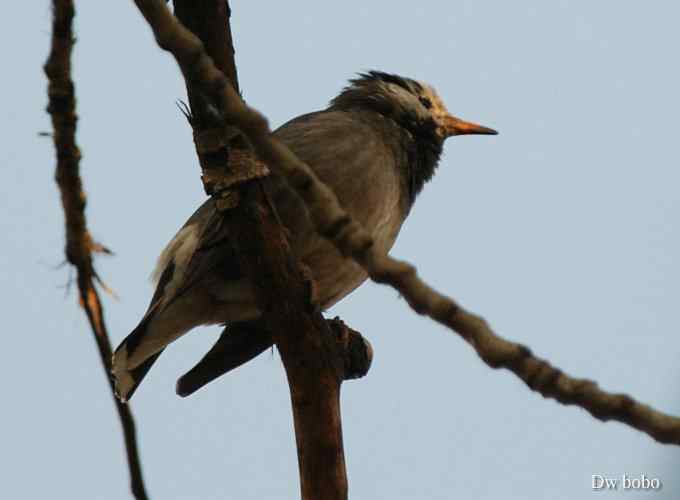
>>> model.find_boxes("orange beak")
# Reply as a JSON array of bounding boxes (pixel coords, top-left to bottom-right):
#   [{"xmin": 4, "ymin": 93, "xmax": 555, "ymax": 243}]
[{"xmin": 441, "ymin": 115, "xmax": 498, "ymax": 137}]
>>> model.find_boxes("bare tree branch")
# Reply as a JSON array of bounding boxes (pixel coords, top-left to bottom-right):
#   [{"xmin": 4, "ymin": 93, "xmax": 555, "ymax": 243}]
[
  {"xmin": 44, "ymin": 2, "xmax": 149, "ymax": 498},
  {"xmin": 168, "ymin": 2, "xmax": 371, "ymax": 498},
  {"xmin": 130, "ymin": 0, "xmax": 680, "ymax": 446}
]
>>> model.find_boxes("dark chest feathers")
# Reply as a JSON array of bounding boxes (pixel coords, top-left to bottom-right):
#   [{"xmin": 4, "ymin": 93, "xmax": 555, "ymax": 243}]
[{"xmin": 398, "ymin": 117, "xmax": 443, "ymax": 202}]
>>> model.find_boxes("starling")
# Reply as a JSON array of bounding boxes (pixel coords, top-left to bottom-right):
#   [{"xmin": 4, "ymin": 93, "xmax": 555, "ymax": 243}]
[{"xmin": 112, "ymin": 71, "xmax": 497, "ymax": 401}]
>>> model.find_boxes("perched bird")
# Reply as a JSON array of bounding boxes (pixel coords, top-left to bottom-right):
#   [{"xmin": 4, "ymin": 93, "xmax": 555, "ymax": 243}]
[{"xmin": 112, "ymin": 71, "xmax": 497, "ymax": 401}]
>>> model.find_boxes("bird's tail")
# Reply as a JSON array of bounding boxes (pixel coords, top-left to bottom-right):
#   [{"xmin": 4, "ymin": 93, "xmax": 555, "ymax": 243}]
[
  {"xmin": 112, "ymin": 316, "xmax": 165, "ymax": 402},
  {"xmin": 112, "ymin": 293, "xmax": 212, "ymax": 401}
]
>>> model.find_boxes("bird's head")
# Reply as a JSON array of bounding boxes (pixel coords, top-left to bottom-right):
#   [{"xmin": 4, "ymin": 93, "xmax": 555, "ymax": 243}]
[
  {"xmin": 330, "ymin": 71, "xmax": 497, "ymax": 142},
  {"xmin": 330, "ymin": 71, "xmax": 497, "ymax": 200}
]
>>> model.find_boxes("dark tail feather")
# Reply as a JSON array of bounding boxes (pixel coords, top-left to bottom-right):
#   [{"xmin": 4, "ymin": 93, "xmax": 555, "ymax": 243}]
[{"xmin": 176, "ymin": 321, "xmax": 272, "ymax": 397}]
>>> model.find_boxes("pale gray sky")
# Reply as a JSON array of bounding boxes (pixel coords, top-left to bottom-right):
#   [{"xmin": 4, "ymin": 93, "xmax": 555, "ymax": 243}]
[{"xmin": 3, "ymin": 1, "xmax": 680, "ymax": 499}]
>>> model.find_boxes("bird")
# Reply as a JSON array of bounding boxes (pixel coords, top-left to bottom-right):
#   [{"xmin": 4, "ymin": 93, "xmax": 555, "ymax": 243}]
[{"xmin": 112, "ymin": 71, "xmax": 497, "ymax": 401}]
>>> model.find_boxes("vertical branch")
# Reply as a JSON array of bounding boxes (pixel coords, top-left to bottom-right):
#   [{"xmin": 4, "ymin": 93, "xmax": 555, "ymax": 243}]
[
  {"xmin": 224, "ymin": 182, "xmax": 350, "ymax": 500},
  {"xmin": 173, "ymin": 0, "xmax": 239, "ymax": 95},
  {"xmin": 166, "ymin": 1, "xmax": 350, "ymax": 498},
  {"xmin": 44, "ymin": 2, "xmax": 149, "ymax": 499}
]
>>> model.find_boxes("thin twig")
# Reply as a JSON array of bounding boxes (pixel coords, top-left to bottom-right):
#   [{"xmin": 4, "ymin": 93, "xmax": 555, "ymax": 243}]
[
  {"xmin": 131, "ymin": 0, "xmax": 680, "ymax": 446},
  {"xmin": 45, "ymin": 1, "xmax": 150, "ymax": 498}
]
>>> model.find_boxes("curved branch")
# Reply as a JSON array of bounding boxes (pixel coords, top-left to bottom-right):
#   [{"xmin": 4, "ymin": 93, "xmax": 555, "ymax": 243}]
[
  {"xmin": 131, "ymin": 0, "xmax": 680, "ymax": 446},
  {"xmin": 45, "ymin": 2, "xmax": 149, "ymax": 498}
]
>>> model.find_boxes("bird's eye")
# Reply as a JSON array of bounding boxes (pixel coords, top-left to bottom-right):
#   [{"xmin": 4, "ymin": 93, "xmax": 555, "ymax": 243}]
[{"xmin": 419, "ymin": 96, "xmax": 432, "ymax": 109}]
